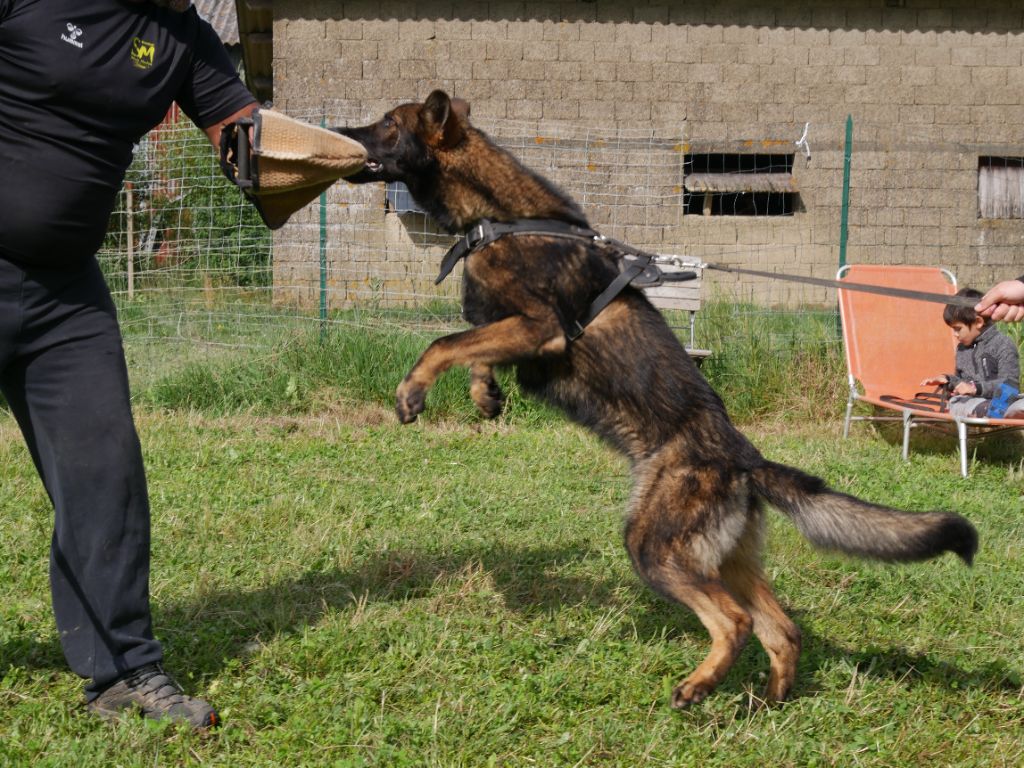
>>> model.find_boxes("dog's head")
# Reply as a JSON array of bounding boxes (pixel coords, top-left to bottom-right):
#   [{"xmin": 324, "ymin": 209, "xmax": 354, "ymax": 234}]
[
  {"xmin": 334, "ymin": 90, "xmax": 470, "ymax": 186},
  {"xmin": 335, "ymin": 89, "xmax": 586, "ymax": 232}
]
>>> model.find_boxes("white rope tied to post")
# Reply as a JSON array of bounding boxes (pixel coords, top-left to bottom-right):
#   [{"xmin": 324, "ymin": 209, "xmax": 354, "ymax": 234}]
[{"xmin": 795, "ymin": 122, "xmax": 811, "ymax": 161}]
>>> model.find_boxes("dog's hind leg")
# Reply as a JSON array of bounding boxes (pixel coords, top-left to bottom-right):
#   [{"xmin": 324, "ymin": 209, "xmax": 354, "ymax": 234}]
[
  {"xmin": 738, "ymin": 577, "xmax": 801, "ymax": 704},
  {"xmin": 624, "ymin": 486, "xmax": 753, "ymax": 707},
  {"xmin": 656, "ymin": 571, "xmax": 753, "ymax": 708},
  {"xmin": 718, "ymin": 518, "xmax": 801, "ymax": 704}
]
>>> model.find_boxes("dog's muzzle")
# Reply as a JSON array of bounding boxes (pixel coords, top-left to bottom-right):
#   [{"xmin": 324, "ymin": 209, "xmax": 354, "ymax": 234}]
[{"xmin": 219, "ymin": 107, "xmax": 368, "ymax": 229}]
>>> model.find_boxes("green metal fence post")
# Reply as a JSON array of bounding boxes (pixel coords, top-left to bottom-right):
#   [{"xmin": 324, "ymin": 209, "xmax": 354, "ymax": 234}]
[
  {"xmin": 319, "ymin": 118, "xmax": 328, "ymax": 338},
  {"xmin": 839, "ymin": 114, "xmax": 853, "ymax": 271}
]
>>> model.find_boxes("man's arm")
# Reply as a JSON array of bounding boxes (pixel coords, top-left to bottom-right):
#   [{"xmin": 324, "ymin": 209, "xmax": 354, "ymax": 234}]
[{"xmin": 202, "ymin": 102, "xmax": 259, "ymax": 147}]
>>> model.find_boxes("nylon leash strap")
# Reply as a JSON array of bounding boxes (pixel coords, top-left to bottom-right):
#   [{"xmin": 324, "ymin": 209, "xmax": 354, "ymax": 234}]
[{"xmin": 686, "ymin": 261, "xmax": 976, "ymax": 308}]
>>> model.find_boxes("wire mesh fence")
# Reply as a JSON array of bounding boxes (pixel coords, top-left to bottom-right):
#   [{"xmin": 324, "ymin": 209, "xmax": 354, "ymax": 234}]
[{"xmin": 97, "ymin": 107, "xmax": 1024, "ymax": 390}]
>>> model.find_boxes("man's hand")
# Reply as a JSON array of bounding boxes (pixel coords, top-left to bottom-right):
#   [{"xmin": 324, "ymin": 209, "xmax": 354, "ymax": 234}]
[
  {"xmin": 976, "ymin": 279, "xmax": 1024, "ymax": 323},
  {"xmin": 202, "ymin": 102, "xmax": 259, "ymax": 147}
]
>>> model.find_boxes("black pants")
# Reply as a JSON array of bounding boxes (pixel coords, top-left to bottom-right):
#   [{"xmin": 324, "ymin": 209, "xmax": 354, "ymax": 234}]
[{"xmin": 0, "ymin": 256, "xmax": 162, "ymax": 699}]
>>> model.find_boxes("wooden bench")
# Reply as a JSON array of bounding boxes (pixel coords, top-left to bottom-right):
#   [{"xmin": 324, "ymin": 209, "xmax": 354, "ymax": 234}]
[{"xmin": 642, "ymin": 266, "xmax": 712, "ymax": 364}]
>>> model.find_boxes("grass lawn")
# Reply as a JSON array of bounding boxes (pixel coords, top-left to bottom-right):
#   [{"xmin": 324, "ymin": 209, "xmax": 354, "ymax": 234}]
[{"xmin": 2, "ymin": 401, "xmax": 1022, "ymax": 767}]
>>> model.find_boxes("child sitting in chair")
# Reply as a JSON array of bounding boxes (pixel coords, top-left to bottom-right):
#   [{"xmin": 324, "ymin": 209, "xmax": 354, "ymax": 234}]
[{"xmin": 921, "ymin": 288, "xmax": 1024, "ymax": 418}]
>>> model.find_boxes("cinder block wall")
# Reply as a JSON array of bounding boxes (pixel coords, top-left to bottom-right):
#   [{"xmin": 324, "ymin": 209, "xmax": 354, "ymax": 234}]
[{"xmin": 271, "ymin": 1, "xmax": 1024, "ymax": 308}]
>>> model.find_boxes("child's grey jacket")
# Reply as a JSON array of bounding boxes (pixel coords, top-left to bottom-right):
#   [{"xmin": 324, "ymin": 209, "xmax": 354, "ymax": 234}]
[{"xmin": 948, "ymin": 324, "xmax": 1020, "ymax": 398}]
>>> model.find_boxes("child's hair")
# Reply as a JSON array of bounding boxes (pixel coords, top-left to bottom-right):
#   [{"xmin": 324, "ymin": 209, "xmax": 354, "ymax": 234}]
[{"xmin": 943, "ymin": 287, "xmax": 986, "ymax": 327}]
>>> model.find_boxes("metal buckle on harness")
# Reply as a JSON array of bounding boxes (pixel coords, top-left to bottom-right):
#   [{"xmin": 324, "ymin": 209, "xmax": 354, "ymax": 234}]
[
  {"xmin": 567, "ymin": 320, "xmax": 585, "ymax": 341},
  {"xmin": 465, "ymin": 221, "xmax": 492, "ymax": 251}
]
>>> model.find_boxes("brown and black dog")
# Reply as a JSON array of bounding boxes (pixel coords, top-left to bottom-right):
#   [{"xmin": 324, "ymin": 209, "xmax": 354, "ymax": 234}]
[{"xmin": 337, "ymin": 91, "xmax": 977, "ymax": 707}]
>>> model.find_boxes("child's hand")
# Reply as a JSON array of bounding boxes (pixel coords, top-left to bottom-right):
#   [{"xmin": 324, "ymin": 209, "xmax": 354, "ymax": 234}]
[
  {"xmin": 952, "ymin": 381, "xmax": 977, "ymax": 396},
  {"xmin": 921, "ymin": 375, "xmax": 948, "ymax": 387}
]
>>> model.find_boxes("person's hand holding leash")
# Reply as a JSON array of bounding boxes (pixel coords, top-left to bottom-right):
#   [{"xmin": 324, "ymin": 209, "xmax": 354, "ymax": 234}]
[{"xmin": 975, "ymin": 278, "xmax": 1024, "ymax": 323}]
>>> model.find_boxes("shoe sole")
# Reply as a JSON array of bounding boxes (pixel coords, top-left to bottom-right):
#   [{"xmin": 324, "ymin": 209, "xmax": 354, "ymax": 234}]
[{"xmin": 87, "ymin": 701, "xmax": 219, "ymax": 730}]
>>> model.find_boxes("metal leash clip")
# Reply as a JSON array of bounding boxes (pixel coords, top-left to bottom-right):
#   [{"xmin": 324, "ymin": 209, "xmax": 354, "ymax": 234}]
[{"xmin": 648, "ymin": 254, "xmax": 701, "ymax": 283}]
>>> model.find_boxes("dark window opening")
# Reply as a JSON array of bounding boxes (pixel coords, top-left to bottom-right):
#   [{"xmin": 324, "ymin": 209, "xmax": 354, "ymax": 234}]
[
  {"xmin": 683, "ymin": 153, "xmax": 799, "ymax": 216},
  {"xmin": 687, "ymin": 153, "xmax": 793, "ymax": 175},
  {"xmin": 980, "ymin": 156, "xmax": 1024, "ymax": 169}
]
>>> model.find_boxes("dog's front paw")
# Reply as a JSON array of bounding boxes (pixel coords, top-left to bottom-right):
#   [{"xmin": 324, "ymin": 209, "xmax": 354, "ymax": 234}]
[
  {"xmin": 395, "ymin": 377, "xmax": 427, "ymax": 424},
  {"xmin": 471, "ymin": 377, "xmax": 505, "ymax": 419}
]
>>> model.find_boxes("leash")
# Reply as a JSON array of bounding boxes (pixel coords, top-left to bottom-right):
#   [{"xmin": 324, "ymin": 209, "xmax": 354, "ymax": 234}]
[
  {"xmin": 436, "ymin": 218, "xmax": 974, "ymax": 339},
  {"xmin": 667, "ymin": 260, "xmax": 975, "ymax": 308}
]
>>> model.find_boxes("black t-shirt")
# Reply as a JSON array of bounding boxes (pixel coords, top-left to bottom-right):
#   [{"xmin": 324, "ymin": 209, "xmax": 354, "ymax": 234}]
[{"xmin": 0, "ymin": 0, "xmax": 254, "ymax": 266}]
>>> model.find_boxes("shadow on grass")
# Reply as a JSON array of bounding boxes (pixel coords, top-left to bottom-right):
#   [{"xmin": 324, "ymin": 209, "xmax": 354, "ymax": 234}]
[
  {"xmin": 861, "ymin": 413, "xmax": 1024, "ymax": 465},
  {"xmin": 4, "ymin": 542, "xmax": 1018, "ymax": 704},
  {"xmin": 624, "ymin": 597, "xmax": 1023, "ymax": 704}
]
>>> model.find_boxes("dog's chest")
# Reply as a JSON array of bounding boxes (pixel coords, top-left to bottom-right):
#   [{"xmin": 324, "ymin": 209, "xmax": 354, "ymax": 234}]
[
  {"xmin": 458, "ymin": 240, "xmax": 615, "ymax": 328},
  {"xmin": 460, "ymin": 269, "xmax": 514, "ymax": 326},
  {"xmin": 458, "ymin": 245, "xmax": 546, "ymax": 325}
]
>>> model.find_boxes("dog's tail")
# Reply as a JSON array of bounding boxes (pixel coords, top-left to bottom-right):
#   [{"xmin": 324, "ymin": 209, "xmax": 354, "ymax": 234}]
[{"xmin": 750, "ymin": 460, "xmax": 977, "ymax": 565}]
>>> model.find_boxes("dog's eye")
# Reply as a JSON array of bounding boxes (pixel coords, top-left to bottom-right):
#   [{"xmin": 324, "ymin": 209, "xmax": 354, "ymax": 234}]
[{"xmin": 382, "ymin": 116, "xmax": 395, "ymax": 129}]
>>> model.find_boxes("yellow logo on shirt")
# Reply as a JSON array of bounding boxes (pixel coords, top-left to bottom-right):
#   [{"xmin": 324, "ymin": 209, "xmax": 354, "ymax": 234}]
[{"xmin": 130, "ymin": 38, "xmax": 156, "ymax": 69}]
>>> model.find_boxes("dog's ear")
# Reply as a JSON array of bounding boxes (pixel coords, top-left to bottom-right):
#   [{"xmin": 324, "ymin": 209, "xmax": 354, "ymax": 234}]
[
  {"xmin": 451, "ymin": 97, "xmax": 470, "ymax": 121},
  {"xmin": 422, "ymin": 90, "xmax": 468, "ymax": 149}
]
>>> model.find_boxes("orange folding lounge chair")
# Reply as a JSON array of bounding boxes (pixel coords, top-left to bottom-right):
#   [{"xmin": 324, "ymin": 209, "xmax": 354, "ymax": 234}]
[{"xmin": 838, "ymin": 264, "xmax": 1024, "ymax": 477}]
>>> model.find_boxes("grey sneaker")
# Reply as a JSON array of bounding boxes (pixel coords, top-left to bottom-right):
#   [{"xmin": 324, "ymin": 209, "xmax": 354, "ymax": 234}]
[{"xmin": 88, "ymin": 663, "xmax": 219, "ymax": 730}]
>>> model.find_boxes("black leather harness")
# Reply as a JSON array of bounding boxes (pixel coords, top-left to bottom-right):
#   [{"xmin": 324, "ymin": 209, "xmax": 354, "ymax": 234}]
[{"xmin": 435, "ymin": 218, "xmax": 697, "ymax": 340}]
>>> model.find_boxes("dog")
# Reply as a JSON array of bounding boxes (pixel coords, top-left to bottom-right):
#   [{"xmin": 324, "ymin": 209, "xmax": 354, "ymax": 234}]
[{"xmin": 336, "ymin": 91, "xmax": 978, "ymax": 707}]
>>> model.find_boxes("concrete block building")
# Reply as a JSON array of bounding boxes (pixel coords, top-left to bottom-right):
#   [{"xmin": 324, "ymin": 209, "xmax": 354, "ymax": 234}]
[{"xmin": 236, "ymin": 1, "xmax": 1024, "ymax": 308}]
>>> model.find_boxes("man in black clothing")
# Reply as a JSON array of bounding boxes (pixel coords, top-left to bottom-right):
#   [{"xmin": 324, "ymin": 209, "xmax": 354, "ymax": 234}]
[{"xmin": 0, "ymin": 0, "xmax": 258, "ymax": 729}]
